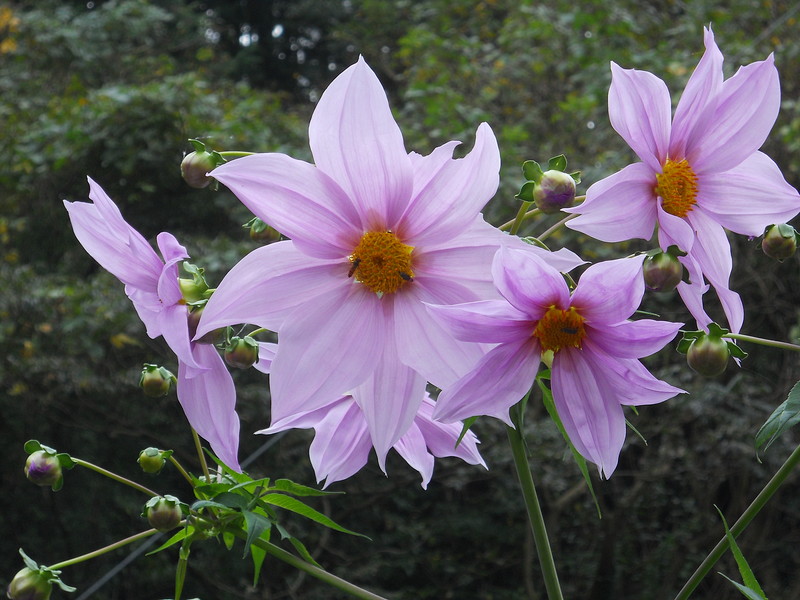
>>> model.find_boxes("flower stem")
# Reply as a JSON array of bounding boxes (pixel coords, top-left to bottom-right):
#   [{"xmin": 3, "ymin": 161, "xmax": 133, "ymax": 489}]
[
  {"xmin": 503, "ymin": 201, "xmax": 539, "ymax": 234},
  {"xmin": 724, "ymin": 332, "xmax": 800, "ymax": 353},
  {"xmin": 674, "ymin": 441, "xmax": 800, "ymax": 599},
  {"xmin": 232, "ymin": 530, "xmax": 389, "ymax": 600},
  {"xmin": 169, "ymin": 455, "xmax": 195, "ymax": 486},
  {"xmin": 538, "ymin": 213, "xmax": 579, "ymax": 242},
  {"xmin": 72, "ymin": 458, "xmax": 159, "ymax": 497},
  {"xmin": 48, "ymin": 528, "xmax": 160, "ymax": 570},
  {"xmin": 191, "ymin": 428, "xmax": 211, "ymax": 482},
  {"xmin": 506, "ymin": 424, "xmax": 564, "ymax": 600}
]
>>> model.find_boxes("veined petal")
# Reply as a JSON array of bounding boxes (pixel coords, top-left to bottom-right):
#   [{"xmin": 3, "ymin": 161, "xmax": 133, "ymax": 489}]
[
  {"xmin": 309, "ymin": 57, "xmax": 413, "ymax": 229},
  {"xmin": 415, "ymin": 396, "xmax": 485, "ymax": 467},
  {"xmin": 425, "ymin": 300, "xmax": 532, "ymax": 344},
  {"xmin": 307, "ymin": 398, "xmax": 373, "ymax": 487},
  {"xmin": 593, "ymin": 350, "xmax": 685, "ymax": 406},
  {"xmin": 399, "ymin": 122, "xmax": 501, "ymax": 244},
  {"xmin": 156, "ymin": 231, "xmax": 190, "ymax": 267},
  {"xmin": 253, "ymin": 342, "xmax": 278, "ymax": 375},
  {"xmin": 393, "ymin": 423, "xmax": 435, "ymax": 489},
  {"xmin": 670, "ymin": 27, "xmax": 724, "ymax": 157},
  {"xmin": 685, "ymin": 210, "xmax": 732, "ymax": 294},
  {"xmin": 269, "ymin": 285, "xmax": 386, "ymax": 420},
  {"xmin": 434, "ymin": 338, "xmax": 541, "ymax": 424},
  {"xmin": 492, "ymin": 246, "xmax": 570, "ymax": 316},
  {"xmin": 177, "ymin": 344, "xmax": 240, "ymax": 471},
  {"xmin": 588, "ymin": 318, "xmax": 683, "ymax": 359},
  {"xmin": 698, "ymin": 152, "xmax": 800, "ymax": 236},
  {"xmin": 608, "ymin": 63, "xmax": 671, "ymax": 172},
  {"xmin": 676, "ymin": 254, "xmax": 713, "ymax": 331},
  {"xmin": 656, "ymin": 201, "xmax": 696, "ymax": 254},
  {"xmin": 551, "ymin": 348, "xmax": 626, "ymax": 478},
  {"xmin": 196, "ymin": 241, "xmax": 345, "ymax": 336},
  {"xmin": 690, "ymin": 55, "xmax": 780, "ymax": 174},
  {"xmin": 158, "ymin": 304, "xmax": 204, "ymax": 372},
  {"xmin": 210, "ymin": 153, "xmax": 361, "ymax": 258},
  {"xmin": 570, "ymin": 255, "xmax": 646, "ymax": 324},
  {"xmin": 565, "ymin": 162, "xmax": 658, "ymax": 243}
]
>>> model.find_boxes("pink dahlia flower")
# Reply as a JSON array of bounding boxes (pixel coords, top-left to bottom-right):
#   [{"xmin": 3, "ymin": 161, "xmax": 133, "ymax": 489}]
[
  {"xmin": 428, "ymin": 247, "xmax": 684, "ymax": 478},
  {"xmin": 65, "ymin": 178, "xmax": 242, "ymax": 471},
  {"xmin": 566, "ymin": 28, "xmax": 800, "ymax": 333},
  {"xmin": 196, "ymin": 57, "xmax": 582, "ymax": 468}
]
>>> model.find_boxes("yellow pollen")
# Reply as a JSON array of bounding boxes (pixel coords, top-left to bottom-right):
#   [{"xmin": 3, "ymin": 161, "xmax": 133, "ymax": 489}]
[
  {"xmin": 348, "ymin": 231, "xmax": 415, "ymax": 295},
  {"xmin": 533, "ymin": 306, "xmax": 586, "ymax": 353},
  {"xmin": 655, "ymin": 158, "xmax": 699, "ymax": 218}
]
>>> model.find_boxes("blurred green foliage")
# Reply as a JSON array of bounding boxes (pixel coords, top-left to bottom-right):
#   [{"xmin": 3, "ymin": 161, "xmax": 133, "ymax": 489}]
[{"xmin": 2, "ymin": 0, "xmax": 800, "ymax": 599}]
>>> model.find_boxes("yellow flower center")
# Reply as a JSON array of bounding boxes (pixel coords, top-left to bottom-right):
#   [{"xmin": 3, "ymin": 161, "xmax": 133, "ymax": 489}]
[
  {"xmin": 533, "ymin": 306, "xmax": 586, "ymax": 353},
  {"xmin": 348, "ymin": 231, "xmax": 415, "ymax": 295},
  {"xmin": 655, "ymin": 158, "xmax": 699, "ymax": 218}
]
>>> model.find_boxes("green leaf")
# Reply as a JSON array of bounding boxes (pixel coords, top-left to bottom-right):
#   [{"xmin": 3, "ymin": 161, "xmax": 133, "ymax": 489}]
[
  {"xmin": 146, "ymin": 527, "xmax": 192, "ymax": 556},
  {"xmin": 515, "ymin": 180, "xmax": 536, "ymax": 202},
  {"xmin": 275, "ymin": 523, "xmax": 322, "ymax": 567},
  {"xmin": 726, "ymin": 340, "xmax": 748, "ymax": 360},
  {"xmin": 455, "ymin": 416, "xmax": 479, "ymax": 448},
  {"xmin": 716, "ymin": 506, "xmax": 767, "ymax": 599},
  {"xmin": 242, "ymin": 511, "xmax": 273, "ymax": 558},
  {"xmin": 547, "ymin": 154, "xmax": 567, "ymax": 171},
  {"xmin": 23, "ymin": 440, "xmax": 43, "ymax": 454},
  {"xmin": 719, "ymin": 574, "xmax": 768, "ymax": 600},
  {"xmin": 251, "ymin": 543, "xmax": 267, "ymax": 586},
  {"xmin": 271, "ymin": 479, "xmax": 340, "ymax": 497},
  {"xmin": 755, "ymin": 381, "xmax": 800, "ymax": 456},
  {"xmin": 625, "ymin": 418, "xmax": 648, "ymax": 445},
  {"xmin": 229, "ymin": 477, "xmax": 272, "ymax": 493},
  {"xmin": 538, "ymin": 379, "xmax": 601, "ymax": 518},
  {"xmin": 19, "ymin": 548, "xmax": 40, "ymax": 571},
  {"xmin": 522, "ymin": 160, "xmax": 543, "ymax": 183},
  {"xmin": 569, "ymin": 171, "xmax": 581, "ymax": 184},
  {"xmin": 260, "ymin": 494, "xmax": 368, "ymax": 537}
]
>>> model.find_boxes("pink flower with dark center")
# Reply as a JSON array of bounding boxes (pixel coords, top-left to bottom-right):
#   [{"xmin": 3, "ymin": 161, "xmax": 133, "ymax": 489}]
[
  {"xmin": 566, "ymin": 28, "xmax": 800, "ymax": 333},
  {"xmin": 428, "ymin": 247, "xmax": 684, "ymax": 478}
]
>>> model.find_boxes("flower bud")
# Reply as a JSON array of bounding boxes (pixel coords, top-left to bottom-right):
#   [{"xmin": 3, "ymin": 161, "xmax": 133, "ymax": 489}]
[
  {"xmin": 643, "ymin": 252, "xmax": 683, "ymax": 292},
  {"xmin": 224, "ymin": 336, "xmax": 259, "ymax": 369},
  {"xmin": 138, "ymin": 447, "xmax": 166, "ymax": 474},
  {"xmin": 180, "ymin": 151, "xmax": 218, "ymax": 189},
  {"xmin": 7, "ymin": 567, "xmax": 52, "ymax": 600},
  {"xmin": 187, "ymin": 306, "xmax": 224, "ymax": 345},
  {"xmin": 24, "ymin": 451, "xmax": 62, "ymax": 488},
  {"xmin": 686, "ymin": 335, "xmax": 729, "ymax": 377},
  {"xmin": 762, "ymin": 224, "xmax": 797, "ymax": 261},
  {"xmin": 246, "ymin": 217, "xmax": 281, "ymax": 244},
  {"xmin": 139, "ymin": 364, "xmax": 175, "ymax": 398},
  {"xmin": 144, "ymin": 496, "xmax": 183, "ymax": 532},
  {"xmin": 533, "ymin": 170, "xmax": 576, "ymax": 214}
]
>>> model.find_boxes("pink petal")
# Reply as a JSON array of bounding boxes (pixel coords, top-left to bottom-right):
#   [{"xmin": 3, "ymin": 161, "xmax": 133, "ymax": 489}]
[
  {"xmin": 492, "ymin": 246, "xmax": 570, "ymax": 317},
  {"xmin": 393, "ymin": 422, "xmax": 435, "ymax": 489},
  {"xmin": 196, "ymin": 241, "xmax": 346, "ymax": 337},
  {"xmin": 570, "ymin": 255, "xmax": 646, "ymax": 324},
  {"xmin": 434, "ymin": 338, "xmax": 541, "ymax": 425},
  {"xmin": 425, "ymin": 300, "xmax": 532, "ymax": 343},
  {"xmin": 591, "ymin": 349, "xmax": 685, "ymax": 406},
  {"xmin": 608, "ymin": 63, "xmax": 672, "ymax": 172},
  {"xmin": 670, "ymin": 27, "xmax": 724, "ymax": 158},
  {"xmin": 415, "ymin": 396, "xmax": 486, "ymax": 467},
  {"xmin": 588, "ymin": 318, "xmax": 683, "ymax": 359},
  {"xmin": 675, "ymin": 254, "xmax": 713, "ymax": 330},
  {"xmin": 158, "ymin": 304, "xmax": 204, "ymax": 372},
  {"xmin": 210, "ymin": 153, "xmax": 361, "ymax": 259},
  {"xmin": 269, "ymin": 284, "xmax": 386, "ymax": 421},
  {"xmin": 399, "ymin": 123, "xmax": 501, "ymax": 244},
  {"xmin": 177, "ymin": 344, "xmax": 240, "ymax": 471},
  {"xmin": 156, "ymin": 231, "xmax": 190, "ymax": 267},
  {"xmin": 253, "ymin": 342, "xmax": 278, "ymax": 375},
  {"xmin": 656, "ymin": 201, "xmax": 696, "ymax": 254},
  {"xmin": 307, "ymin": 398, "xmax": 373, "ymax": 487},
  {"xmin": 308, "ymin": 57, "xmax": 413, "ymax": 229},
  {"xmin": 690, "ymin": 55, "xmax": 780, "ymax": 174},
  {"xmin": 565, "ymin": 162, "xmax": 658, "ymax": 242},
  {"xmin": 697, "ymin": 152, "xmax": 800, "ymax": 236}
]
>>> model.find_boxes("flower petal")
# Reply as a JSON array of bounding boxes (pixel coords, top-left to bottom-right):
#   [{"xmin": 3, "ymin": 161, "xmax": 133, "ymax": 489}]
[
  {"xmin": 656, "ymin": 201, "xmax": 696, "ymax": 254},
  {"xmin": 589, "ymin": 318, "xmax": 683, "ymax": 359},
  {"xmin": 253, "ymin": 342, "xmax": 278, "ymax": 375},
  {"xmin": 425, "ymin": 300, "xmax": 532, "ymax": 343},
  {"xmin": 570, "ymin": 255, "xmax": 646, "ymax": 324},
  {"xmin": 608, "ymin": 63, "xmax": 671, "ymax": 172},
  {"xmin": 158, "ymin": 304, "xmax": 204, "ymax": 372},
  {"xmin": 492, "ymin": 246, "xmax": 570, "ymax": 316},
  {"xmin": 593, "ymin": 350, "xmax": 685, "ymax": 406},
  {"xmin": 565, "ymin": 162, "xmax": 658, "ymax": 242},
  {"xmin": 309, "ymin": 57, "xmax": 413, "ymax": 229},
  {"xmin": 393, "ymin": 422, "xmax": 435, "ymax": 489},
  {"xmin": 307, "ymin": 398, "xmax": 373, "ymax": 487},
  {"xmin": 415, "ymin": 396, "xmax": 485, "ymax": 467},
  {"xmin": 210, "ymin": 153, "xmax": 360, "ymax": 258}
]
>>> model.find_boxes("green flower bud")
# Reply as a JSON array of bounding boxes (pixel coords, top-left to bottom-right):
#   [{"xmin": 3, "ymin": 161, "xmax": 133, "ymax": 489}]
[
  {"xmin": 144, "ymin": 496, "xmax": 183, "ymax": 532},
  {"xmin": 643, "ymin": 252, "xmax": 683, "ymax": 292},
  {"xmin": 7, "ymin": 567, "xmax": 52, "ymax": 600},
  {"xmin": 139, "ymin": 364, "xmax": 175, "ymax": 398},
  {"xmin": 180, "ymin": 151, "xmax": 218, "ymax": 189},
  {"xmin": 762, "ymin": 224, "xmax": 797, "ymax": 261},
  {"xmin": 187, "ymin": 306, "xmax": 224, "ymax": 345},
  {"xmin": 246, "ymin": 217, "xmax": 281, "ymax": 244},
  {"xmin": 533, "ymin": 170, "xmax": 576, "ymax": 214},
  {"xmin": 686, "ymin": 334, "xmax": 730, "ymax": 377},
  {"xmin": 137, "ymin": 447, "xmax": 166, "ymax": 474},
  {"xmin": 224, "ymin": 336, "xmax": 259, "ymax": 369},
  {"xmin": 24, "ymin": 451, "xmax": 62, "ymax": 488}
]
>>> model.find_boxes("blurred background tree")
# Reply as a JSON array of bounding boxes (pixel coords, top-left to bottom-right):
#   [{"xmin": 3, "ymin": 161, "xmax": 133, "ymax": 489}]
[{"xmin": 2, "ymin": 0, "xmax": 800, "ymax": 598}]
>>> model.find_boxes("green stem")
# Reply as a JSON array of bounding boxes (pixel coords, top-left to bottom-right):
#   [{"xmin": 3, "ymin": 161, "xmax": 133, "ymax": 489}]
[
  {"xmin": 48, "ymin": 528, "xmax": 159, "ymax": 570},
  {"xmin": 537, "ymin": 213, "xmax": 579, "ymax": 242},
  {"xmin": 503, "ymin": 202, "xmax": 539, "ymax": 234},
  {"xmin": 169, "ymin": 455, "xmax": 195, "ymax": 486},
  {"xmin": 192, "ymin": 429, "xmax": 211, "ymax": 482},
  {"xmin": 219, "ymin": 151, "xmax": 254, "ymax": 159},
  {"xmin": 506, "ymin": 423, "xmax": 564, "ymax": 600},
  {"xmin": 724, "ymin": 332, "xmax": 800, "ymax": 353},
  {"xmin": 674, "ymin": 442, "xmax": 800, "ymax": 599},
  {"xmin": 232, "ymin": 530, "xmax": 389, "ymax": 600},
  {"xmin": 72, "ymin": 458, "xmax": 159, "ymax": 497}
]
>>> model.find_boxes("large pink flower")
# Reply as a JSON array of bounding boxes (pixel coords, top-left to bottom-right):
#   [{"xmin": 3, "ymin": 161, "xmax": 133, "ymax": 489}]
[
  {"xmin": 196, "ymin": 58, "xmax": 582, "ymax": 467},
  {"xmin": 566, "ymin": 28, "xmax": 800, "ymax": 333},
  {"xmin": 65, "ymin": 178, "xmax": 241, "ymax": 471},
  {"xmin": 428, "ymin": 247, "xmax": 684, "ymax": 478}
]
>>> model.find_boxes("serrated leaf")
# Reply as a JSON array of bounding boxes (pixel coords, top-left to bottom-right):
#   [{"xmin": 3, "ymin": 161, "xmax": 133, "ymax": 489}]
[
  {"xmin": 271, "ymin": 479, "xmax": 339, "ymax": 497},
  {"xmin": 260, "ymin": 494, "xmax": 367, "ymax": 537},
  {"xmin": 719, "ymin": 574, "xmax": 768, "ymax": 600},
  {"xmin": 522, "ymin": 160, "xmax": 544, "ymax": 183},
  {"xmin": 548, "ymin": 154, "xmax": 567, "ymax": 171},
  {"xmin": 716, "ymin": 506, "xmax": 767, "ymax": 598},
  {"xmin": 242, "ymin": 511, "xmax": 272, "ymax": 558},
  {"xmin": 146, "ymin": 527, "xmax": 191, "ymax": 556},
  {"xmin": 755, "ymin": 381, "xmax": 800, "ymax": 456},
  {"xmin": 251, "ymin": 543, "xmax": 267, "ymax": 586}
]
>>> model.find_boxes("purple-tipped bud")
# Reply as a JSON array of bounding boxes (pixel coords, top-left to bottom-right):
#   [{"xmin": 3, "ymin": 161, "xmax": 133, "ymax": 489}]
[
  {"xmin": 7, "ymin": 568, "xmax": 52, "ymax": 600},
  {"xmin": 643, "ymin": 252, "xmax": 683, "ymax": 292},
  {"xmin": 180, "ymin": 151, "xmax": 217, "ymax": 189},
  {"xmin": 24, "ymin": 451, "xmax": 61, "ymax": 488},
  {"xmin": 139, "ymin": 364, "xmax": 175, "ymax": 398},
  {"xmin": 762, "ymin": 224, "xmax": 797, "ymax": 261},
  {"xmin": 687, "ymin": 335, "xmax": 729, "ymax": 377},
  {"xmin": 224, "ymin": 336, "xmax": 258, "ymax": 369},
  {"xmin": 144, "ymin": 496, "xmax": 183, "ymax": 532},
  {"xmin": 138, "ymin": 447, "xmax": 166, "ymax": 474},
  {"xmin": 533, "ymin": 170, "xmax": 576, "ymax": 214}
]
